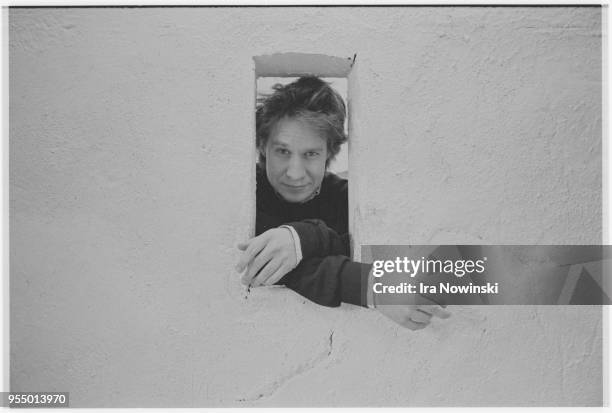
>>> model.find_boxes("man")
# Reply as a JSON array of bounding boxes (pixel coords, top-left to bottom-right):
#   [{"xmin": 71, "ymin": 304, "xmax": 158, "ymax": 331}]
[{"xmin": 236, "ymin": 76, "xmax": 450, "ymax": 329}]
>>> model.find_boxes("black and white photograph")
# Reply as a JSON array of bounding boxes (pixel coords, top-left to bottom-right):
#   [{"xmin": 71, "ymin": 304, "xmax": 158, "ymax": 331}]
[{"xmin": 4, "ymin": 3, "xmax": 610, "ymax": 408}]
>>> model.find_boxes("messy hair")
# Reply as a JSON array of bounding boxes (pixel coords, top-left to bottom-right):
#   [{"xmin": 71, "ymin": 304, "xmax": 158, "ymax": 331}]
[{"xmin": 256, "ymin": 76, "xmax": 347, "ymax": 166}]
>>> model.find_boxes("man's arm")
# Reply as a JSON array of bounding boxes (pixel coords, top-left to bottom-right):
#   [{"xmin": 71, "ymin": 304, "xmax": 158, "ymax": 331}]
[
  {"xmin": 243, "ymin": 211, "xmax": 357, "ymax": 302},
  {"xmin": 237, "ymin": 224, "xmax": 364, "ymax": 307},
  {"xmin": 237, "ymin": 229, "xmax": 451, "ymax": 328},
  {"xmin": 285, "ymin": 219, "xmax": 350, "ymax": 259},
  {"xmin": 278, "ymin": 255, "xmax": 368, "ymax": 307},
  {"xmin": 276, "ymin": 219, "xmax": 361, "ymax": 307}
]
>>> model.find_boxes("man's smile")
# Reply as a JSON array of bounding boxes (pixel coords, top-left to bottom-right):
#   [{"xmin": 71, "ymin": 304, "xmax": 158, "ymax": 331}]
[{"xmin": 282, "ymin": 183, "xmax": 310, "ymax": 190}]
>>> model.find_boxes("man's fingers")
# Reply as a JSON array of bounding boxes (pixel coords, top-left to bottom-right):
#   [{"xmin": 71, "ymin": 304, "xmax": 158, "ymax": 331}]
[
  {"xmin": 414, "ymin": 293, "xmax": 444, "ymax": 307},
  {"xmin": 409, "ymin": 309, "xmax": 432, "ymax": 324},
  {"xmin": 236, "ymin": 241, "xmax": 252, "ymax": 272},
  {"xmin": 427, "ymin": 306, "xmax": 451, "ymax": 319},
  {"xmin": 416, "ymin": 304, "xmax": 452, "ymax": 319},
  {"xmin": 236, "ymin": 235, "xmax": 267, "ymax": 272},
  {"xmin": 403, "ymin": 319, "xmax": 428, "ymax": 330},
  {"xmin": 251, "ymin": 258, "xmax": 282, "ymax": 287},
  {"xmin": 418, "ymin": 292, "xmax": 447, "ymax": 308},
  {"xmin": 263, "ymin": 263, "xmax": 292, "ymax": 286},
  {"xmin": 243, "ymin": 246, "xmax": 273, "ymax": 284}
]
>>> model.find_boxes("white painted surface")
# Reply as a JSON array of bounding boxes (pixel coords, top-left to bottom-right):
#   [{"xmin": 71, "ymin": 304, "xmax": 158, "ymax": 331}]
[{"xmin": 10, "ymin": 7, "xmax": 602, "ymax": 406}]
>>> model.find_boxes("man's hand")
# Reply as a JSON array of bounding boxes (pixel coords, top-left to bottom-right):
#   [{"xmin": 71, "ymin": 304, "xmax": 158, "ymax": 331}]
[
  {"xmin": 236, "ymin": 228, "xmax": 298, "ymax": 287},
  {"xmin": 367, "ymin": 261, "xmax": 451, "ymax": 330},
  {"xmin": 376, "ymin": 297, "xmax": 451, "ymax": 330}
]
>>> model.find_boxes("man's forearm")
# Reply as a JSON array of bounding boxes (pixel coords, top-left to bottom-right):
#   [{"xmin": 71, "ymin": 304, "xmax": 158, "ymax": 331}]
[
  {"xmin": 278, "ymin": 256, "xmax": 371, "ymax": 308},
  {"xmin": 287, "ymin": 219, "xmax": 349, "ymax": 258}
]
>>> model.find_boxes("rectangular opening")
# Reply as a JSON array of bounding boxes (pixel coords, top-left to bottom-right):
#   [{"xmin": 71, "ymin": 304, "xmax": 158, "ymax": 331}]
[{"xmin": 253, "ymin": 53, "xmax": 355, "ymax": 262}]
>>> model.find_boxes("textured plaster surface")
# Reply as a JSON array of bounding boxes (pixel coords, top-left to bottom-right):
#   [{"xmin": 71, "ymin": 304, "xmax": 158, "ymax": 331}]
[
  {"xmin": 10, "ymin": 7, "xmax": 603, "ymax": 406},
  {"xmin": 254, "ymin": 52, "xmax": 353, "ymax": 77}
]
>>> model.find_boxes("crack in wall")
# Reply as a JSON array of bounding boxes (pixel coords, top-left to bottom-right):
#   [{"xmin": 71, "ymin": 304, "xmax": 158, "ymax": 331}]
[{"xmin": 236, "ymin": 330, "xmax": 335, "ymax": 403}]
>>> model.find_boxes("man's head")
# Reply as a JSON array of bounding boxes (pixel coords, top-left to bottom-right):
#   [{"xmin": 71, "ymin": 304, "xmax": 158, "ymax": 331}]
[{"xmin": 256, "ymin": 76, "xmax": 347, "ymax": 203}]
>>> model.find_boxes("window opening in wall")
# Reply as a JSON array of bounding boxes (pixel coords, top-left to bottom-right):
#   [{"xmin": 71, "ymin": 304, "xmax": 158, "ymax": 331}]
[
  {"xmin": 238, "ymin": 53, "xmax": 356, "ymax": 303},
  {"xmin": 253, "ymin": 74, "xmax": 350, "ymax": 254},
  {"xmin": 248, "ymin": 73, "xmax": 352, "ymax": 296}
]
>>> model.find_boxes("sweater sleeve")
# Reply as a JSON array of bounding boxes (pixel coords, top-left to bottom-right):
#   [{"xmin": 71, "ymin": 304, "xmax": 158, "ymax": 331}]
[
  {"xmin": 278, "ymin": 219, "xmax": 366, "ymax": 307},
  {"xmin": 286, "ymin": 219, "xmax": 350, "ymax": 259},
  {"xmin": 277, "ymin": 256, "xmax": 371, "ymax": 308}
]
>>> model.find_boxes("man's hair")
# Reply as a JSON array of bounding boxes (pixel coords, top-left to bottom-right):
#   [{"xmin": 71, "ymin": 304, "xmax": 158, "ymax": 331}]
[{"xmin": 256, "ymin": 76, "xmax": 347, "ymax": 166}]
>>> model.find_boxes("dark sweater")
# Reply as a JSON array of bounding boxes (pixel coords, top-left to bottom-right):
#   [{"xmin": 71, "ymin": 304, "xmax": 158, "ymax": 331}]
[{"xmin": 256, "ymin": 165, "xmax": 369, "ymax": 307}]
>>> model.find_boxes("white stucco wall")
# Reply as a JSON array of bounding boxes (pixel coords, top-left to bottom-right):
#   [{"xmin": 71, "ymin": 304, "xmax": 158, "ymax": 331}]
[{"xmin": 10, "ymin": 7, "xmax": 603, "ymax": 407}]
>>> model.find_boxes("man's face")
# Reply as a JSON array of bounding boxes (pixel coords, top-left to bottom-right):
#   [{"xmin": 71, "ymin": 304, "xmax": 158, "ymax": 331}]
[{"xmin": 264, "ymin": 117, "xmax": 328, "ymax": 203}]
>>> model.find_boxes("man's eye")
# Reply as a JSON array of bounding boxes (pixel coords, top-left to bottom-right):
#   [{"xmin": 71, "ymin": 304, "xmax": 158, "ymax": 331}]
[
  {"xmin": 306, "ymin": 151, "xmax": 320, "ymax": 157},
  {"xmin": 275, "ymin": 148, "xmax": 290, "ymax": 155}
]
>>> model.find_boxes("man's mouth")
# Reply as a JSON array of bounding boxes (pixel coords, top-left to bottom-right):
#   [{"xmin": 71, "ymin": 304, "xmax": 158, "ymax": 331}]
[{"xmin": 283, "ymin": 183, "xmax": 309, "ymax": 190}]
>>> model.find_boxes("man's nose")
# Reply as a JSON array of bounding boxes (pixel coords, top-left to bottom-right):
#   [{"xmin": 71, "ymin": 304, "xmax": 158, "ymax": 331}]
[{"xmin": 286, "ymin": 156, "xmax": 306, "ymax": 180}]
